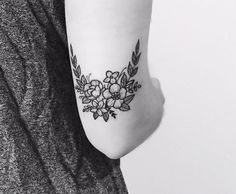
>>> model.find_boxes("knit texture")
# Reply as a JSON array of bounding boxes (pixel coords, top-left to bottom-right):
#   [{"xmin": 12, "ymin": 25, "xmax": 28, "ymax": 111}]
[{"xmin": 0, "ymin": 0, "xmax": 128, "ymax": 193}]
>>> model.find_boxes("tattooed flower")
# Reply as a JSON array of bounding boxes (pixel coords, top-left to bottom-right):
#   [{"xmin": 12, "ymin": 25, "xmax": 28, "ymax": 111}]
[
  {"xmin": 70, "ymin": 39, "xmax": 142, "ymax": 121},
  {"xmin": 103, "ymin": 71, "xmax": 119, "ymax": 84},
  {"xmin": 103, "ymin": 83, "xmax": 127, "ymax": 109},
  {"xmin": 90, "ymin": 100, "xmax": 107, "ymax": 117},
  {"xmin": 84, "ymin": 80, "xmax": 104, "ymax": 101}
]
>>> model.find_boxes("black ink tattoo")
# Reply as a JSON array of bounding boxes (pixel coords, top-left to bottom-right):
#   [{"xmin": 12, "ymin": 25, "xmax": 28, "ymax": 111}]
[{"xmin": 70, "ymin": 40, "xmax": 142, "ymax": 122}]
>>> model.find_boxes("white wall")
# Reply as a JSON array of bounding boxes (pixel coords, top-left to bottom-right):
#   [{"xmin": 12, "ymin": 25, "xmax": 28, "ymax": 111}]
[{"xmin": 121, "ymin": 0, "xmax": 236, "ymax": 193}]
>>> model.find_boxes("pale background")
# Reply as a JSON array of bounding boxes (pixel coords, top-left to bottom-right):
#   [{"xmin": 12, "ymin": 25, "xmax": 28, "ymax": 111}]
[{"xmin": 121, "ymin": 0, "xmax": 236, "ymax": 194}]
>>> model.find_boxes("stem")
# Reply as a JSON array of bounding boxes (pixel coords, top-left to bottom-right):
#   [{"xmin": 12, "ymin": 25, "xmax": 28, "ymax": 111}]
[
  {"xmin": 127, "ymin": 76, "xmax": 131, "ymax": 82},
  {"xmin": 117, "ymin": 67, "xmax": 127, "ymax": 81}
]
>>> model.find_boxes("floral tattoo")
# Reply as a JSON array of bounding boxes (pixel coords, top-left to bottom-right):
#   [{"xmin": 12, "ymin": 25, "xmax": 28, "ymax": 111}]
[{"xmin": 70, "ymin": 40, "xmax": 142, "ymax": 122}]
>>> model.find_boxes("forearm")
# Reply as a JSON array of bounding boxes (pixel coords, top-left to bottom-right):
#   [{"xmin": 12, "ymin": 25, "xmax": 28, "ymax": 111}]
[{"xmin": 65, "ymin": 0, "xmax": 164, "ymax": 159}]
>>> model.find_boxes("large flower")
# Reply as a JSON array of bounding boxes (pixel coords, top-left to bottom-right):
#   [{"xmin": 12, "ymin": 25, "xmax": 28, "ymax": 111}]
[
  {"xmin": 103, "ymin": 71, "xmax": 119, "ymax": 84},
  {"xmin": 84, "ymin": 80, "xmax": 104, "ymax": 101},
  {"xmin": 103, "ymin": 83, "xmax": 127, "ymax": 109},
  {"xmin": 90, "ymin": 100, "xmax": 107, "ymax": 117}
]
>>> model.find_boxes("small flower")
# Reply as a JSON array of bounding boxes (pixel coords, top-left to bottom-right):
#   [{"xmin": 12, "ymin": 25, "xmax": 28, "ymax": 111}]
[
  {"xmin": 103, "ymin": 83, "xmax": 127, "ymax": 109},
  {"xmin": 84, "ymin": 80, "xmax": 104, "ymax": 101},
  {"xmin": 103, "ymin": 71, "xmax": 119, "ymax": 84},
  {"xmin": 90, "ymin": 100, "xmax": 107, "ymax": 117}
]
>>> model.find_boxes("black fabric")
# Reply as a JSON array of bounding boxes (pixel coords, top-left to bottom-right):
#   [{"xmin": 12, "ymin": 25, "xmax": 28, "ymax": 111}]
[{"xmin": 0, "ymin": 0, "xmax": 128, "ymax": 193}]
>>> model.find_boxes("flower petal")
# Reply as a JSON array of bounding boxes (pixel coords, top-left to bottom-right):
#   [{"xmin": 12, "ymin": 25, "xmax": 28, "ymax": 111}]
[
  {"xmin": 109, "ymin": 84, "xmax": 120, "ymax": 93},
  {"xmin": 91, "ymin": 80, "xmax": 99, "ymax": 86},
  {"xmin": 87, "ymin": 89, "xmax": 93, "ymax": 95},
  {"xmin": 92, "ymin": 100, "xmax": 98, "ymax": 107},
  {"xmin": 110, "ymin": 78, "xmax": 116, "ymax": 84},
  {"xmin": 88, "ymin": 96, "xmax": 96, "ymax": 100},
  {"xmin": 112, "ymin": 71, "xmax": 119, "ymax": 78},
  {"xmin": 103, "ymin": 89, "xmax": 112, "ymax": 99},
  {"xmin": 98, "ymin": 100, "xmax": 104, "ymax": 108},
  {"xmin": 92, "ymin": 87, "xmax": 100, "ymax": 97},
  {"xmin": 101, "ymin": 108, "xmax": 107, "ymax": 113},
  {"xmin": 90, "ymin": 108, "xmax": 97, "ymax": 113},
  {"xmin": 90, "ymin": 85, "xmax": 96, "ymax": 89},
  {"xmin": 119, "ymin": 88, "xmax": 127, "ymax": 99},
  {"xmin": 96, "ymin": 94, "xmax": 104, "ymax": 101},
  {"xmin": 97, "ymin": 109, "xmax": 103, "ymax": 116},
  {"xmin": 85, "ymin": 91, "xmax": 90, "ymax": 97},
  {"xmin": 103, "ymin": 77, "xmax": 110, "ymax": 83},
  {"xmin": 114, "ymin": 99, "xmax": 123, "ymax": 109},
  {"xmin": 107, "ymin": 98, "xmax": 115, "ymax": 107},
  {"xmin": 99, "ymin": 82, "xmax": 103, "ymax": 89},
  {"xmin": 84, "ymin": 84, "xmax": 91, "ymax": 91},
  {"xmin": 106, "ymin": 71, "xmax": 112, "ymax": 77}
]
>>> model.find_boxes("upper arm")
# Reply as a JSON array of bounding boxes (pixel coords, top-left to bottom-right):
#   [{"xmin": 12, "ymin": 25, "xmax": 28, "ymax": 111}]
[{"xmin": 65, "ymin": 0, "xmax": 163, "ymax": 159}]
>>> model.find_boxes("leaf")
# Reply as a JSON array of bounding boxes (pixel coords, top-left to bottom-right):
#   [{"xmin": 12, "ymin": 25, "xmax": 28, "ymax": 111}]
[
  {"xmin": 135, "ymin": 40, "xmax": 140, "ymax": 55},
  {"xmin": 71, "ymin": 57, "xmax": 76, "ymax": 68},
  {"xmin": 76, "ymin": 79, "xmax": 83, "ymax": 88},
  {"xmin": 72, "ymin": 55, "xmax": 77, "ymax": 67},
  {"xmin": 81, "ymin": 75, "xmax": 87, "ymax": 84},
  {"xmin": 127, "ymin": 80, "xmax": 135, "ymax": 88},
  {"xmin": 123, "ymin": 94, "xmax": 135, "ymax": 104},
  {"xmin": 131, "ymin": 67, "xmax": 138, "ymax": 77},
  {"xmin": 132, "ymin": 52, "xmax": 141, "ymax": 66},
  {"xmin": 121, "ymin": 73, "xmax": 127, "ymax": 87},
  {"xmin": 109, "ymin": 109, "xmax": 117, "ymax": 119},
  {"xmin": 75, "ymin": 84, "xmax": 83, "ymax": 91},
  {"xmin": 70, "ymin": 44, "xmax": 73, "ymax": 56},
  {"xmin": 73, "ymin": 69, "xmax": 80, "ymax": 78},
  {"xmin": 127, "ymin": 62, "xmax": 133, "ymax": 76},
  {"xmin": 82, "ymin": 97, "xmax": 91, "ymax": 104},
  {"xmin": 75, "ymin": 85, "xmax": 83, "ymax": 92},
  {"xmin": 136, "ymin": 53, "xmax": 141, "ymax": 64},
  {"xmin": 119, "ymin": 103, "xmax": 130, "ymax": 111},
  {"xmin": 76, "ymin": 66, "xmax": 81, "ymax": 77},
  {"xmin": 103, "ymin": 112, "xmax": 109, "ymax": 122},
  {"xmin": 83, "ymin": 106, "xmax": 91, "ymax": 112},
  {"xmin": 93, "ymin": 112, "xmax": 99, "ymax": 120},
  {"xmin": 132, "ymin": 52, "xmax": 137, "ymax": 65}
]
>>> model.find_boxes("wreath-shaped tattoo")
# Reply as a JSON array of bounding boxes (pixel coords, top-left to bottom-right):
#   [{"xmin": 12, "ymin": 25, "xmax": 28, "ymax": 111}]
[{"xmin": 70, "ymin": 40, "xmax": 142, "ymax": 122}]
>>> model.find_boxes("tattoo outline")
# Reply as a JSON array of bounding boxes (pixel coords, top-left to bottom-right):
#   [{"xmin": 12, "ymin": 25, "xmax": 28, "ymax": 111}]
[{"xmin": 70, "ymin": 40, "xmax": 142, "ymax": 122}]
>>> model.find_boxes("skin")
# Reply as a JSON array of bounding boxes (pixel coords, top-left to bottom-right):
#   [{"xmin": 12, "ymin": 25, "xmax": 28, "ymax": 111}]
[{"xmin": 65, "ymin": 0, "xmax": 165, "ymax": 159}]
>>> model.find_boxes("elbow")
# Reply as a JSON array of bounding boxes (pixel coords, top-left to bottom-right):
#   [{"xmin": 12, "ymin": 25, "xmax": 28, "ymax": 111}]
[
  {"xmin": 104, "ymin": 149, "xmax": 127, "ymax": 160},
  {"xmin": 85, "ymin": 127, "xmax": 136, "ymax": 160},
  {"xmin": 98, "ymin": 109, "xmax": 164, "ymax": 160},
  {"xmin": 102, "ymin": 142, "xmax": 135, "ymax": 160},
  {"xmin": 83, "ymin": 99, "xmax": 164, "ymax": 160},
  {"xmin": 112, "ymin": 106, "xmax": 164, "ymax": 159},
  {"xmin": 93, "ymin": 135, "xmax": 134, "ymax": 160}
]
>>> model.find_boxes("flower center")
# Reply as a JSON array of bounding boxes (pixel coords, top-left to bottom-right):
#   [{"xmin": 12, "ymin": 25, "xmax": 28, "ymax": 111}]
[{"xmin": 111, "ymin": 92, "xmax": 120, "ymax": 100}]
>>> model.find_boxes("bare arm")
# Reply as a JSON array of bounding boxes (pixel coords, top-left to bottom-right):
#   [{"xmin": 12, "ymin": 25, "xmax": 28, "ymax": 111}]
[{"xmin": 65, "ymin": 0, "xmax": 164, "ymax": 159}]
